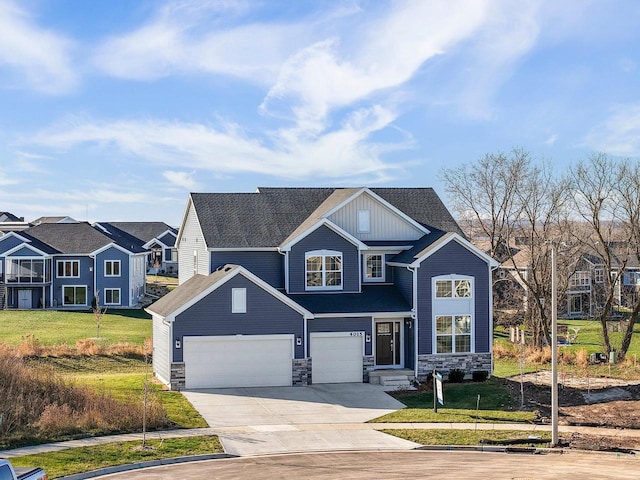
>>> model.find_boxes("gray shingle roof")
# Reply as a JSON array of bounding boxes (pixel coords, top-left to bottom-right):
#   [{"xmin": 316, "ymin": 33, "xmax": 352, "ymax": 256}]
[
  {"xmin": 146, "ymin": 265, "xmax": 239, "ymax": 318},
  {"xmin": 24, "ymin": 222, "xmax": 145, "ymax": 254},
  {"xmin": 287, "ymin": 285, "xmax": 411, "ymax": 314},
  {"xmin": 191, "ymin": 187, "xmax": 462, "ymax": 248},
  {"xmin": 103, "ymin": 222, "xmax": 177, "ymax": 244}
]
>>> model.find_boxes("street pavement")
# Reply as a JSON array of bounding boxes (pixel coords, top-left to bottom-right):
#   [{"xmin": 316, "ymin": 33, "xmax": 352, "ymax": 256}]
[{"xmin": 88, "ymin": 451, "xmax": 640, "ymax": 480}]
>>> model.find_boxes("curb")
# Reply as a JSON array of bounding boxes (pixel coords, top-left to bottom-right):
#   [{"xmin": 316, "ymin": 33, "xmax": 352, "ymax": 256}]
[
  {"xmin": 56, "ymin": 453, "xmax": 236, "ymax": 480},
  {"xmin": 415, "ymin": 445, "xmax": 564, "ymax": 455}
]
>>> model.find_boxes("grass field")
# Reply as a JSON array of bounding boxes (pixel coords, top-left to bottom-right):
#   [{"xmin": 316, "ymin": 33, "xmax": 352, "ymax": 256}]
[
  {"xmin": 372, "ymin": 378, "xmax": 536, "ymax": 424},
  {"xmin": 0, "ymin": 309, "xmax": 151, "ymax": 346},
  {"xmin": 383, "ymin": 429, "xmax": 550, "ymax": 447},
  {"xmin": 10, "ymin": 436, "xmax": 223, "ymax": 479}
]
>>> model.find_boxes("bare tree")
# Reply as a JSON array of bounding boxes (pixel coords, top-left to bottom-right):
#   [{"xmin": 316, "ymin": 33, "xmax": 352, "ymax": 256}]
[
  {"xmin": 441, "ymin": 149, "xmax": 573, "ymax": 347},
  {"xmin": 568, "ymin": 154, "xmax": 640, "ymax": 360}
]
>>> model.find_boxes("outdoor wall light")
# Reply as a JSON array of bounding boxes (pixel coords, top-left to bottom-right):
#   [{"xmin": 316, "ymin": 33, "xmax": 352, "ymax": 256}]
[
  {"xmin": 175, "ymin": 339, "xmax": 181, "ymax": 349},
  {"xmin": 296, "ymin": 337, "xmax": 302, "ymax": 346},
  {"xmin": 365, "ymin": 334, "xmax": 371, "ymax": 343}
]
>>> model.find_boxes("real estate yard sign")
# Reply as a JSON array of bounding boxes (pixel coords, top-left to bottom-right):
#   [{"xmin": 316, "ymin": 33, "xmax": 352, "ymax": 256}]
[{"xmin": 433, "ymin": 370, "xmax": 444, "ymax": 412}]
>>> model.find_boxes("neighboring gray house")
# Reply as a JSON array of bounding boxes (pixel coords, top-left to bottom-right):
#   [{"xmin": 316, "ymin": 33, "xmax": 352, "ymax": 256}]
[
  {"xmin": 0, "ymin": 212, "xmax": 30, "ymax": 234},
  {"xmin": 147, "ymin": 187, "xmax": 497, "ymax": 390},
  {"xmin": 95, "ymin": 222, "xmax": 178, "ymax": 275},
  {"xmin": 0, "ymin": 222, "xmax": 147, "ymax": 309}
]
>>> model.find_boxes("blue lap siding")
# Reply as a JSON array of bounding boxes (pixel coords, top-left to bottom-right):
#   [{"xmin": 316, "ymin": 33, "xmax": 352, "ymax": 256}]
[
  {"xmin": 393, "ymin": 266, "xmax": 413, "ymax": 305},
  {"xmin": 416, "ymin": 241, "xmax": 491, "ymax": 355},
  {"xmin": 307, "ymin": 317, "xmax": 372, "ymax": 356},
  {"xmin": 172, "ymin": 274, "xmax": 305, "ymax": 362},
  {"xmin": 211, "ymin": 251, "xmax": 284, "ymax": 289},
  {"xmin": 288, "ymin": 225, "xmax": 360, "ymax": 294},
  {"xmin": 54, "ymin": 256, "xmax": 93, "ymax": 307},
  {"xmin": 95, "ymin": 247, "xmax": 130, "ymax": 306}
]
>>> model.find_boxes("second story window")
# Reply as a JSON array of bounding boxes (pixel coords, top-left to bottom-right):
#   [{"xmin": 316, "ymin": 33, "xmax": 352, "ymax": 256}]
[
  {"xmin": 594, "ymin": 268, "xmax": 605, "ymax": 284},
  {"xmin": 105, "ymin": 260, "xmax": 120, "ymax": 277},
  {"xmin": 305, "ymin": 250, "xmax": 342, "ymax": 290},
  {"xmin": 435, "ymin": 279, "xmax": 472, "ymax": 298},
  {"xmin": 57, "ymin": 260, "xmax": 79, "ymax": 278},
  {"xmin": 364, "ymin": 253, "xmax": 384, "ymax": 282},
  {"xmin": 570, "ymin": 271, "xmax": 590, "ymax": 287}
]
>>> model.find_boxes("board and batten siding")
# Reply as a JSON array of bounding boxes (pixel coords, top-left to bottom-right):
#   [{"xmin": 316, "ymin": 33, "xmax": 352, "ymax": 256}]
[
  {"xmin": 152, "ymin": 315, "xmax": 171, "ymax": 385},
  {"xmin": 328, "ymin": 191, "xmax": 424, "ymax": 241},
  {"xmin": 172, "ymin": 274, "xmax": 305, "ymax": 361},
  {"xmin": 416, "ymin": 241, "xmax": 491, "ymax": 355},
  {"xmin": 288, "ymin": 225, "xmax": 360, "ymax": 294},
  {"xmin": 178, "ymin": 201, "xmax": 209, "ymax": 285},
  {"xmin": 307, "ymin": 316, "xmax": 372, "ymax": 356},
  {"xmin": 211, "ymin": 251, "xmax": 284, "ymax": 289}
]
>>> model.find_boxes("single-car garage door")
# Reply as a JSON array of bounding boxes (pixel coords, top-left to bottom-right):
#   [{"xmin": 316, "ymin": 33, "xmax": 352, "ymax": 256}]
[
  {"xmin": 183, "ymin": 334, "xmax": 294, "ymax": 388},
  {"xmin": 311, "ymin": 332, "xmax": 364, "ymax": 384}
]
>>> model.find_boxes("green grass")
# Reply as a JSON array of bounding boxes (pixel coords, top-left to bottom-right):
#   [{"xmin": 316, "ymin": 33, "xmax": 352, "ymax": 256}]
[
  {"xmin": 372, "ymin": 377, "xmax": 536, "ymax": 423},
  {"xmin": 384, "ymin": 429, "xmax": 550, "ymax": 447},
  {"xmin": 10, "ymin": 436, "xmax": 223, "ymax": 479},
  {"xmin": 0, "ymin": 309, "xmax": 151, "ymax": 346}
]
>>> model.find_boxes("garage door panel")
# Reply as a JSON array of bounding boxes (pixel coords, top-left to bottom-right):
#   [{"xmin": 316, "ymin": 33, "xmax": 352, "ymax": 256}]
[
  {"xmin": 311, "ymin": 334, "xmax": 363, "ymax": 384},
  {"xmin": 184, "ymin": 335, "xmax": 293, "ymax": 388}
]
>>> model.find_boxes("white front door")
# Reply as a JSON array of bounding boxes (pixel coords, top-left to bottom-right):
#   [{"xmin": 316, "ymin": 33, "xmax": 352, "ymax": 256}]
[
  {"xmin": 311, "ymin": 333, "xmax": 364, "ymax": 384},
  {"xmin": 183, "ymin": 335, "xmax": 294, "ymax": 389},
  {"xmin": 18, "ymin": 289, "xmax": 32, "ymax": 309}
]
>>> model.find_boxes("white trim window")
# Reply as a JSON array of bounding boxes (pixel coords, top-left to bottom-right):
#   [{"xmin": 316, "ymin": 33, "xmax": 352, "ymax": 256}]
[
  {"xmin": 104, "ymin": 260, "xmax": 121, "ymax": 277},
  {"xmin": 305, "ymin": 250, "xmax": 343, "ymax": 290},
  {"xmin": 435, "ymin": 278, "xmax": 472, "ymax": 298},
  {"xmin": 436, "ymin": 315, "xmax": 472, "ymax": 353},
  {"xmin": 357, "ymin": 209, "xmax": 370, "ymax": 233},
  {"xmin": 57, "ymin": 260, "xmax": 79, "ymax": 278},
  {"xmin": 104, "ymin": 288, "xmax": 121, "ymax": 305},
  {"xmin": 364, "ymin": 253, "xmax": 384, "ymax": 282},
  {"xmin": 232, "ymin": 288, "xmax": 247, "ymax": 313},
  {"xmin": 63, "ymin": 285, "xmax": 87, "ymax": 306},
  {"xmin": 570, "ymin": 271, "xmax": 590, "ymax": 287},
  {"xmin": 594, "ymin": 268, "xmax": 605, "ymax": 284}
]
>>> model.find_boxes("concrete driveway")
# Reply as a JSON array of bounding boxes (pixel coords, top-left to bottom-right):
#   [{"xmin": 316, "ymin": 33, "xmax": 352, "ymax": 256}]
[{"xmin": 182, "ymin": 383, "xmax": 418, "ymax": 456}]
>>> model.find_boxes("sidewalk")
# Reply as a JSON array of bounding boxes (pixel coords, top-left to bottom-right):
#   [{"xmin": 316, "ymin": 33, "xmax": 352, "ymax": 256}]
[{"xmin": 2, "ymin": 422, "xmax": 639, "ymax": 458}]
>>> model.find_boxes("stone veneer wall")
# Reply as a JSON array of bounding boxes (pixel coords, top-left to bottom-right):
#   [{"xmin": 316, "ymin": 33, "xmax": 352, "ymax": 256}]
[
  {"xmin": 362, "ymin": 356, "xmax": 375, "ymax": 383},
  {"xmin": 292, "ymin": 358, "xmax": 310, "ymax": 386},
  {"xmin": 416, "ymin": 353, "xmax": 492, "ymax": 381},
  {"xmin": 169, "ymin": 362, "xmax": 186, "ymax": 390}
]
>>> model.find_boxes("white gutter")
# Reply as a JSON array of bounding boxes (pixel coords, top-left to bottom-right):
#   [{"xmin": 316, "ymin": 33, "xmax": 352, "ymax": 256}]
[{"xmin": 407, "ymin": 265, "xmax": 418, "ymax": 379}]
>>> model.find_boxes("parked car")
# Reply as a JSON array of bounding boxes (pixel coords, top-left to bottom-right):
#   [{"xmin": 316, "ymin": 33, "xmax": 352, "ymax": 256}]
[{"xmin": 0, "ymin": 459, "xmax": 47, "ymax": 480}]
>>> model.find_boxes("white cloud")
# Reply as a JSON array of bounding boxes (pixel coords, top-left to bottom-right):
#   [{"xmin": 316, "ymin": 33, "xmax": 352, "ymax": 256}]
[
  {"xmin": 583, "ymin": 104, "xmax": 640, "ymax": 156},
  {"xmin": 545, "ymin": 134, "xmax": 558, "ymax": 146},
  {"xmin": 0, "ymin": 0, "xmax": 77, "ymax": 93},
  {"xmin": 0, "ymin": 169, "xmax": 19, "ymax": 186},
  {"xmin": 27, "ymin": 108, "xmax": 407, "ymax": 182},
  {"xmin": 92, "ymin": 0, "xmax": 319, "ymax": 85},
  {"xmin": 162, "ymin": 170, "xmax": 202, "ymax": 191}
]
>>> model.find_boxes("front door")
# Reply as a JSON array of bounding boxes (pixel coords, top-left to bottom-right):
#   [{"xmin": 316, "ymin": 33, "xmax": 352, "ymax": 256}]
[
  {"xmin": 18, "ymin": 289, "xmax": 32, "ymax": 309},
  {"xmin": 375, "ymin": 321, "xmax": 401, "ymax": 366}
]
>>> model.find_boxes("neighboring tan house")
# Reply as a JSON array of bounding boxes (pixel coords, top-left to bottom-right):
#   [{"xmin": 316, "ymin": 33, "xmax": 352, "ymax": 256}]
[
  {"xmin": 94, "ymin": 222, "xmax": 178, "ymax": 275},
  {"xmin": 0, "ymin": 222, "xmax": 147, "ymax": 310},
  {"xmin": 32, "ymin": 216, "xmax": 77, "ymax": 225},
  {"xmin": 147, "ymin": 187, "xmax": 498, "ymax": 390}
]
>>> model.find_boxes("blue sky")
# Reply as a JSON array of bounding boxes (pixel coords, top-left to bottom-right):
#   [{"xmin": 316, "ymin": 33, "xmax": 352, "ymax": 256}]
[{"xmin": 2, "ymin": 0, "xmax": 640, "ymax": 226}]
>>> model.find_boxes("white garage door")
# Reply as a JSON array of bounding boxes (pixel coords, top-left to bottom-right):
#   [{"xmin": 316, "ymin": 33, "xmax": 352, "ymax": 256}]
[
  {"xmin": 311, "ymin": 332, "xmax": 364, "ymax": 384},
  {"xmin": 183, "ymin": 335, "xmax": 294, "ymax": 389}
]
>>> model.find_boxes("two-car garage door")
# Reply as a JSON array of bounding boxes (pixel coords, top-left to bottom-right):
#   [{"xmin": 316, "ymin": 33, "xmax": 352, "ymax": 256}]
[{"xmin": 183, "ymin": 335, "xmax": 294, "ymax": 389}]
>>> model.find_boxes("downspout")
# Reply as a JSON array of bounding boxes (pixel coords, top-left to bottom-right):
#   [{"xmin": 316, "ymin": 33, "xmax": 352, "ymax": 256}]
[
  {"xmin": 90, "ymin": 254, "xmax": 97, "ymax": 308},
  {"xmin": 489, "ymin": 263, "xmax": 499, "ymax": 376},
  {"xmin": 277, "ymin": 247, "xmax": 288, "ymax": 293},
  {"xmin": 407, "ymin": 265, "xmax": 418, "ymax": 379}
]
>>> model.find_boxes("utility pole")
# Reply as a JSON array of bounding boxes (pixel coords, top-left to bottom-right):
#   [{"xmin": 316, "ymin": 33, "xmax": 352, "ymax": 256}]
[{"xmin": 551, "ymin": 243, "xmax": 559, "ymax": 446}]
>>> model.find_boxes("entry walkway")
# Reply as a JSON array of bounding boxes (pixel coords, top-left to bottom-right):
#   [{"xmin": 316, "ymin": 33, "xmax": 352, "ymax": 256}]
[{"xmin": 2, "ymin": 422, "xmax": 640, "ymax": 458}]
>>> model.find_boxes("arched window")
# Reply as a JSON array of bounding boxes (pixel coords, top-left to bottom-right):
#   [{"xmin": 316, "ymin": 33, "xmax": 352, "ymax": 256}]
[{"xmin": 305, "ymin": 250, "xmax": 342, "ymax": 290}]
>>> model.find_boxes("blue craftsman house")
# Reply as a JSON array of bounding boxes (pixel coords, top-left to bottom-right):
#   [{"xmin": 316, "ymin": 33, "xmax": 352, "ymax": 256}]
[
  {"xmin": 147, "ymin": 187, "xmax": 497, "ymax": 390},
  {"xmin": 0, "ymin": 222, "xmax": 147, "ymax": 309}
]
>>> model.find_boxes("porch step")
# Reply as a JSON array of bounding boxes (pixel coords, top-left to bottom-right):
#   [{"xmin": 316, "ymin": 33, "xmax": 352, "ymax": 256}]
[{"xmin": 369, "ymin": 369, "xmax": 415, "ymax": 391}]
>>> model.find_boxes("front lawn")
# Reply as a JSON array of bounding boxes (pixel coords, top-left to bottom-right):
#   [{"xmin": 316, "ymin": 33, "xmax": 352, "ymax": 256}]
[
  {"xmin": 10, "ymin": 436, "xmax": 223, "ymax": 479},
  {"xmin": 372, "ymin": 377, "xmax": 536, "ymax": 424},
  {"xmin": 0, "ymin": 309, "xmax": 151, "ymax": 346},
  {"xmin": 384, "ymin": 429, "xmax": 550, "ymax": 447}
]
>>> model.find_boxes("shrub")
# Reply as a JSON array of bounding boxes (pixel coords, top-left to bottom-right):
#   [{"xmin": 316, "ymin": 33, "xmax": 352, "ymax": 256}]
[
  {"xmin": 448, "ymin": 368, "xmax": 465, "ymax": 383},
  {"xmin": 76, "ymin": 339, "xmax": 101, "ymax": 355},
  {"xmin": 18, "ymin": 334, "xmax": 43, "ymax": 356},
  {"xmin": 472, "ymin": 370, "xmax": 489, "ymax": 382},
  {"xmin": 575, "ymin": 349, "xmax": 588, "ymax": 368}
]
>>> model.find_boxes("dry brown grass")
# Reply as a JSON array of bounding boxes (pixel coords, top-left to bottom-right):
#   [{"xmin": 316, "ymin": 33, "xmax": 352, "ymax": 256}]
[
  {"xmin": 0, "ymin": 349, "xmax": 168, "ymax": 448},
  {"xmin": 12, "ymin": 337, "xmax": 148, "ymax": 358}
]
